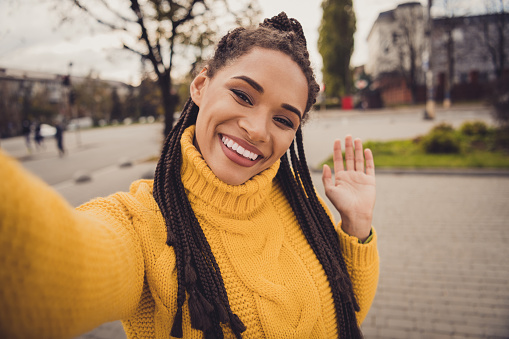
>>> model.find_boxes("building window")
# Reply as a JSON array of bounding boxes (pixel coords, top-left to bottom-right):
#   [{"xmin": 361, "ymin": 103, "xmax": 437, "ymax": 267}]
[
  {"xmin": 460, "ymin": 73, "xmax": 468, "ymax": 84},
  {"xmin": 479, "ymin": 72, "xmax": 489, "ymax": 82}
]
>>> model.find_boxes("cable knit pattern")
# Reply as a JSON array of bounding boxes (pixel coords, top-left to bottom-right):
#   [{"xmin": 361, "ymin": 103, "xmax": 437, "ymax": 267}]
[{"xmin": 0, "ymin": 127, "xmax": 379, "ymax": 339}]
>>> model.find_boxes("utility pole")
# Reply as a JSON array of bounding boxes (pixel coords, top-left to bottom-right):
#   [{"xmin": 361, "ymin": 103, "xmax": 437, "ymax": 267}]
[
  {"xmin": 67, "ymin": 62, "xmax": 81, "ymax": 146},
  {"xmin": 424, "ymin": 0, "xmax": 436, "ymax": 119}
]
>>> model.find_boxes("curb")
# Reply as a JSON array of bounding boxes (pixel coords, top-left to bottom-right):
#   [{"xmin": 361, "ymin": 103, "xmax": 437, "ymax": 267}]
[{"xmin": 310, "ymin": 167, "xmax": 509, "ymax": 177}]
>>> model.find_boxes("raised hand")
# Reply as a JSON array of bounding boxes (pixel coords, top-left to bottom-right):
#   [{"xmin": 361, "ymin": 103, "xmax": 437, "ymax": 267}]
[{"xmin": 321, "ymin": 136, "xmax": 376, "ymax": 242}]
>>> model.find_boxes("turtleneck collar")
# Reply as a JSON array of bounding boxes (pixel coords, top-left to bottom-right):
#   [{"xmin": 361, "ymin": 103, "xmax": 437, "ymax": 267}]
[{"xmin": 180, "ymin": 125, "xmax": 280, "ymax": 217}]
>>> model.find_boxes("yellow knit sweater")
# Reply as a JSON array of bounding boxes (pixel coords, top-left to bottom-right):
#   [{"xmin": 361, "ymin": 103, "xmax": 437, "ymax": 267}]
[{"xmin": 0, "ymin": 126, "xmax": 379, "ymax": 339}]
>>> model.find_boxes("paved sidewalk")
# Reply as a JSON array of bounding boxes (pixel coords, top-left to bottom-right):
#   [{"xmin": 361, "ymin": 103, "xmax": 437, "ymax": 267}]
[{"xmin": 358, "ymin": 173, "xmax": 509, "ymax": 338}]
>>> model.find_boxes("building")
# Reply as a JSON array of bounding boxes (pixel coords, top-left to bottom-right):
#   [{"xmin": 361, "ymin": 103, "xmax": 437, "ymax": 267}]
[
  {"xmin": 365, "ymin": 2, "xmax": 509, "ymax": 107},
  {"xmin": 0, "ymin": 68, "xmax": 131, "ymax": 138}
]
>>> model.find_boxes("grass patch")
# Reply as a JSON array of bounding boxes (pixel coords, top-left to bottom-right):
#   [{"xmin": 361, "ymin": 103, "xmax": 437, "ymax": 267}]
[{"xmin": 322, "ymin": 123, "xmax": 509, "ymax": 169}]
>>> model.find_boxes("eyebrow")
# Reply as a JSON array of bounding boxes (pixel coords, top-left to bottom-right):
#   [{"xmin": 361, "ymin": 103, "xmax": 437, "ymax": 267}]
[
  {"xmin": 282, "ymin": 103, "xmax": 302, "ymax": 120},
  {"xmin": 232, "ymin": 75, "xmax": 303, "ymax": 120},
  {"xmin": 232, "ymin": 75, "xmax": 264, "ymax": 93}
]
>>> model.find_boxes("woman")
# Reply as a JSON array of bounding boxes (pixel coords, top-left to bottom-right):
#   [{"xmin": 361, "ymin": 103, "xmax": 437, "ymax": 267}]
[{"xmin": 0, "ymin": 12, "xmax": 378, "ymax": 339}]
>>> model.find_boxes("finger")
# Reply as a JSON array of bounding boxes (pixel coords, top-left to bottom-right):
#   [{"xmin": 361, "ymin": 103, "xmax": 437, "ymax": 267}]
[
  {"xmin": 354, "ymin": 138, "xmax": 364, "ymax": 172},
  {"xmin": 344, "ymin": 135, "xmax": 355, "ymax": 171},
  {"xmin": 333, "ymin": 139, "xmax": 344, "ymax": 175},
  {"xmin": 365, "ymin": 148, "xmax": 375, "ymax": 176},
  {"xmin": 322, "ymin": 164, "xmax": 333, "ymax": 189}
]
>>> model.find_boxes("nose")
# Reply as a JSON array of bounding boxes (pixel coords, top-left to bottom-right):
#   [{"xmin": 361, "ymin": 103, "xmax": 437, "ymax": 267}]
[{"xmin": 238, "ymin": 111, "xmax": 270, "ymax": 143}]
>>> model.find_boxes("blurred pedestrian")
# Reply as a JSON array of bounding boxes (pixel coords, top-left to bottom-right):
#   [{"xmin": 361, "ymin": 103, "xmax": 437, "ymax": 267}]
[
  {"xmin": 34, "ymin": 122, "xmax": 44, "ymax": 150},
  {"xmin": 22, "ymin": 119, "xmax": 32, "ymax": 153},
  {"xmin": 55, "ymin": 123, "xmax": 65, "ymax": 157},
  {"xmin": 0, "ymin": 12, "xmax": 378, "ymax": 339}
]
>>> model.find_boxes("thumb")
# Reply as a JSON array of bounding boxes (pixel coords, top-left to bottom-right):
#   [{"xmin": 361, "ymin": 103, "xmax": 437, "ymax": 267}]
[{"xmin": 322, "ymin": 164, "xmax": 332, "ymax": 189}]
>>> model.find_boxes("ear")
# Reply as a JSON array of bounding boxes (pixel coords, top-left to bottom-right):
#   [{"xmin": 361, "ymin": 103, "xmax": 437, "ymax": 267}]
[{"xmin": 190, "ymin": 68, "xmax": 208, "ymax": 107}]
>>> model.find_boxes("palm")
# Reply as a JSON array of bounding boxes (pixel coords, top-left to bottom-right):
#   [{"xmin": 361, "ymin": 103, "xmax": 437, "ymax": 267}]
[
  {"xmin": 322, "ymin": 136, "xmax": 376, "ymax": 240},
  {"xmin": 329, "ymin": 170, "xmax": 375, "ymax": 217}
]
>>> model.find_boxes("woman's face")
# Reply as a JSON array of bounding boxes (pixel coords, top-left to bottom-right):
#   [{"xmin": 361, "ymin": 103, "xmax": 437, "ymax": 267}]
[{"xmin": 191, "ymin": 47, "xmax": 308, "ymax": 185}]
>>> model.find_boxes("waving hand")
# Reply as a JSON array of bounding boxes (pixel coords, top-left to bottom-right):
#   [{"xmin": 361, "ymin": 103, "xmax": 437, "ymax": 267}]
[{"xmin": 322, "ymin": 136, "xmax": 376, "ymax": 242}]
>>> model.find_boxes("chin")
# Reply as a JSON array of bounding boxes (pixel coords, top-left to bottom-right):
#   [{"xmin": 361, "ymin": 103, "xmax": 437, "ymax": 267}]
[{"xmin": 218, "ymin": 173, "xmax": 249, "ymax": 186}]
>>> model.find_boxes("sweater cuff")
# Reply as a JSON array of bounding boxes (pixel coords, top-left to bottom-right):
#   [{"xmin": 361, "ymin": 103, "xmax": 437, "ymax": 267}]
[
  {"xmin": 337, "ymin": 223, "xmax": 378, "ymax": 267},
  {"xmin": 358, "ymin": 229, "xmax": 373, "ymax": 244}
]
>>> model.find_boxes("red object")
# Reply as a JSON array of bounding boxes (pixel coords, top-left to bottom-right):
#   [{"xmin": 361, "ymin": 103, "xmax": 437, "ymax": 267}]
[{"xmin": 342, "ymin": 96, "xmax": 353, "ymax": 110}]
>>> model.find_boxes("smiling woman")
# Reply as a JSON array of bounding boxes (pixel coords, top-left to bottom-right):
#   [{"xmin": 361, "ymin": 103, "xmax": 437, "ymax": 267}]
[
  {"xmin": 0, "ymin": 12, "xmax": 378, "ymax": 339},
  {"xmin": 191, "ymin": 48, "xmax": 307, "ymax": 185}
]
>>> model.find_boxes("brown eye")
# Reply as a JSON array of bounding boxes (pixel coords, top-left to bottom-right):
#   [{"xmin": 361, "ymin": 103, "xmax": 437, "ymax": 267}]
[
  {"xmin": 274, "ymin": 116, "xmax": 294, "ymax": 129},
  {"xmin": 231, "ymin": 89, "xmax": 253, "ymax": 105}
]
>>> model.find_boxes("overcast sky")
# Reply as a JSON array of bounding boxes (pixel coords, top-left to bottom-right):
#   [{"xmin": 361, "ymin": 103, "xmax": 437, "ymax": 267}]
[{"xmin": 0, "ymin": 0, "xmax": 435, "ymax": 85}]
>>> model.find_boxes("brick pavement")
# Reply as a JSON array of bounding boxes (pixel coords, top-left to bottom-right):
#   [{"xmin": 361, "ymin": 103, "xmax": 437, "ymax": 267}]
[
  {"xmin": 359, "ymin": 173, "xmax": 509, "ymax": 339},
  {"xmin": 76, "ymin": 173, "xmax": 509, "ymax": 339}
]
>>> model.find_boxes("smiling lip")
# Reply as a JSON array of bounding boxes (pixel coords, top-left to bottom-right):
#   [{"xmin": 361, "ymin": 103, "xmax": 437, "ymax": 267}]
[{"xmin": 219, "ymin": 134, "xmax": 264, "ymax": 167}]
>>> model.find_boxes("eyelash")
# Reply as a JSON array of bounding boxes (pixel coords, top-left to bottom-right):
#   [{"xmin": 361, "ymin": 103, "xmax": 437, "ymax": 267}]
[
  {"xmin": 231, "ymin": 89, "xmax": 252, "ymax": 105},
  {"xmin": 231, "ymin": 89, "xmax": 295, "ymax": 129},
  {"xmin": 274, "ymin": 117, "xmax": 294, "ymax": 129}
]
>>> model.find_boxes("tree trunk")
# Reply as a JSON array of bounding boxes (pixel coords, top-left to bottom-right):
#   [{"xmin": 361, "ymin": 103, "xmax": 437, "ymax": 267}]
[
  {"xmin": 159, "ymin": 73, "xmax": 179, "ymax": 138},
  {"xmin": 409, "ymin": 46, "xmax": 417, "ymax": 104},
  {"xmin": 497, "ymin": 11, "xmax": 506, "ymax": 79},
  {"xmin": 444, "ymin": 25, "xmax": 454, "ymax": 107}
]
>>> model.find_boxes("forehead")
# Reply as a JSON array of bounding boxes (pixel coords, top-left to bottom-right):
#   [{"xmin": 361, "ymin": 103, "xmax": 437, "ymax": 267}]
[{"xmin": 212, "ymin": 48, "xmax": 308, "ymax": 112}]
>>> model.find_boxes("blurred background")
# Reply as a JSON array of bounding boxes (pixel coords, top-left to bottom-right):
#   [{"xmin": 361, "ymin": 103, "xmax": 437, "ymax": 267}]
[{"xmin": 1, "ymin": 0, "xmax": 508, "ymax": 338}]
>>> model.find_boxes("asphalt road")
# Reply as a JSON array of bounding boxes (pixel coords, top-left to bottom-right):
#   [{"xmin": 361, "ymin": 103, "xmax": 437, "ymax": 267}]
[{"xmin": 1, "ymin": 122, "xmax": 163, "ymax": 186}]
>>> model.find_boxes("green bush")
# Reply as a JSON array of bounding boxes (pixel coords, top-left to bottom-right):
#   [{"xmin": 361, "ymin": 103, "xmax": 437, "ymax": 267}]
[
  {"xmin": 430, "ymin": 122, "xmax": 455, "ymax": 133},
  {"xmin": 421, "ymin": 127, "xmax": 461, "ymax": 154},
  {"xmin": 494, "ymin": 126, "xmax": 509, "ymax": 151},
  {"xmin": 460, "ymin": 121, "xmax": 489, "ymax": 137}
]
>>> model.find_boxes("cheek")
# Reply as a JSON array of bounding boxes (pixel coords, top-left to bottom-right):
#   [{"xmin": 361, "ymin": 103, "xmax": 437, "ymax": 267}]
[{"xmin": 274, "ymin": 134, "xmax": 296, "ymax": 158}]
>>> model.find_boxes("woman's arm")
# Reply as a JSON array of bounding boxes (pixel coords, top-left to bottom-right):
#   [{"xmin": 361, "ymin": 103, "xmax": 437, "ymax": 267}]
[
  {"xmin": 0, "ymin": 150, "xmax": 145, "ymax": 339},
  {"xmin": 337, "ymin": 225, "xmax": 379, "ymax": 324},
  {"xmin": 321, "ymin": 136, "xmax": 379, "ymax": 323}
]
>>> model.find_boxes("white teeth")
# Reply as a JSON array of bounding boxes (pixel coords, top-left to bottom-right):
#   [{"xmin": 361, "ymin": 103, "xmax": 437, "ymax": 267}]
[{"xmin": 221, "ymin": 136, "xmax": 260, "ymax": 161}]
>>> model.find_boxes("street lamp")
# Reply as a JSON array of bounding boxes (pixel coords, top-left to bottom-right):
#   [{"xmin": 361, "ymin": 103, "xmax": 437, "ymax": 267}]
[
  {"xmin": 67, "ymin": 62, "xmax": 81, "ymax": 145},
  {"xmin": 424, "ymin": 0, "xmax": 436, "ymax": 120}
]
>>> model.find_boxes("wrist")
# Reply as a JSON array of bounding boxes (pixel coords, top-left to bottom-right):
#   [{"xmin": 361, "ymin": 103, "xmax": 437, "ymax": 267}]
[{"xmin": 340, "ymin": 215, "xmax": 372, "ymax": 242}]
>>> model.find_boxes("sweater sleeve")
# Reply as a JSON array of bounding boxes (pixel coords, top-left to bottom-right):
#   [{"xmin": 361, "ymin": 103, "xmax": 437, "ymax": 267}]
[
  {"xmin": 337, "ymin": 224, "xmax": 379, "ymax": 325},
  {"xmin": 0, "ymin": 150, "xmax": 145, "ymax": 339},
  {"xmin": 314, "ymin": 193, "xmax": 379, "ymax": 325}
]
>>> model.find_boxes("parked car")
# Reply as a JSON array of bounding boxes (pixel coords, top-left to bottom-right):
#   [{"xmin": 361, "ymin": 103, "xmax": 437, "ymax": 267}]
[
  {"xmin": 67, "ymin": 117, "xmax": 93, "ymax": 131},
  {"xmin": 39, "ymin": 124, "xmax": 57, "ymax": 137}
]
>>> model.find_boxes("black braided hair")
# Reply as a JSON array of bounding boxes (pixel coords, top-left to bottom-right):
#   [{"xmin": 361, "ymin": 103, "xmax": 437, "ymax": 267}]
[{"xmin": 153, "ymin": 12, "xmax": 362, "ymax": 338}]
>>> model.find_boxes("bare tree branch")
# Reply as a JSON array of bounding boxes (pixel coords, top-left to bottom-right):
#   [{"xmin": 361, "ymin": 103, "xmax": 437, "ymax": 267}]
[
  {"xmin": 72, "ymin": 0, "xmax": 128, "ymax": 31},
  {"xmin": 123, "ymin": 43, "xmax": 148, "ymax": 59},
  {"xmin": 130, "ymin": 0, "xmax": 164, "ymax": 78},
  {"xmin": 96, "ymin": 0, "xmax": 137, "ymax": 23}
]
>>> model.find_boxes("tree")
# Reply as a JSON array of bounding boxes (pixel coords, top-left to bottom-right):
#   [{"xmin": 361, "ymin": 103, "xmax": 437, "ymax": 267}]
[
  {"xmin": 436, "ymin": 0, "xmax": 461, "ymax": 107},
  {"xmin": 110, "ymin": 88, "xmax": 124, "ymax": 122},
  {"xmin": 481, "ymin": 0, "xmax": 509, "ymax": 128},
  {"xmin": 59, "ymin": 0, "xmax": 260, "ymax": 136},
  {"xmin": 74, "ymin": 72, "xmax": 114, "ymax": 125},
  {"xmin": 391, "ymin": 3, "xmax": 426, "ymax": 104},
  {"xmin": 138, "ymin": 76, "xmax": 163, "ymax": 119},
  {"xmin": 482, "ymin": 0, "xmax": 509, "ymax": 80},
  {"xmin": 318, "ymin": 0, "xmax": 356, "ymax": 98}
]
